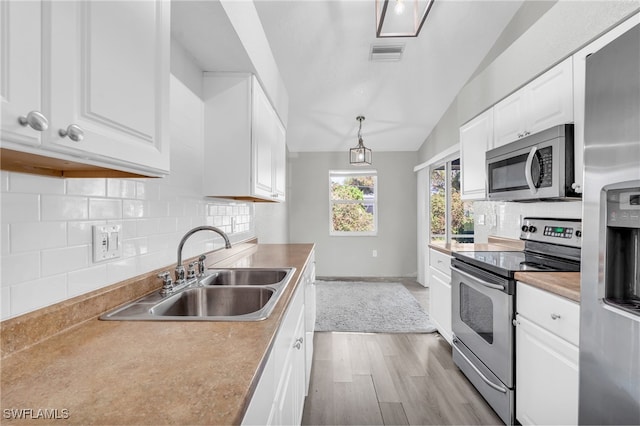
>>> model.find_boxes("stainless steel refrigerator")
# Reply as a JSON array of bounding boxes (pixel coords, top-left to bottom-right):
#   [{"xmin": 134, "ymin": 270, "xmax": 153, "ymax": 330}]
[{"xmin": 580, "ymin": 22, "xmax": 640, "ymax": 424}]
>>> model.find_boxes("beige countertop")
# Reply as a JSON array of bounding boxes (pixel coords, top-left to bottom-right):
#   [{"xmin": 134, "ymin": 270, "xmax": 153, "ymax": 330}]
[
  {"xmin": 515, "ymin": 271, "xmax": 581, "ymax": 303},
  {"xmin": 0, "ymin": 243, "xmax": 315, "ymax": 425},
  {"xmin": 428, "ymin": 236, "xmax": 525, "ymax": 255}
]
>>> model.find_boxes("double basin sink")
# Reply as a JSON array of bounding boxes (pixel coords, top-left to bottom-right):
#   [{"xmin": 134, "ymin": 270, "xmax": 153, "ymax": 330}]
[{"xmin": 101, "ymin": 268, "xmax": 295, "ymax": 321}]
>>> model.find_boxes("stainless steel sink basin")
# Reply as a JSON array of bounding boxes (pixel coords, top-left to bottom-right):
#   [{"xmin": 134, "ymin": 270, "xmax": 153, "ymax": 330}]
[
  {"xmin": 100, "ymin": 267, "xmax": 295, "ymax": 321},
  {"xmin": 151, "ymin": 287, "xmax": 274, "ymax": 318},
  {"xmin": 202, "ymin": 268, "xmax": 288, "ymax": 286}
]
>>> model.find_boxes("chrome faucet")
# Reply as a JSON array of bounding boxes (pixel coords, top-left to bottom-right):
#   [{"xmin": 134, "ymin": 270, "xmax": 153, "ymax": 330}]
[{"xmin": 175, "ymin": 226, "xmax": 232, "ymax": 284}]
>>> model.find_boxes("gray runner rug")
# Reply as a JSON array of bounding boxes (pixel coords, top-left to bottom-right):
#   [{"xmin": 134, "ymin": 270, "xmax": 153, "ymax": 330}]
[{"xmin": 315, "ymin": 281, "xmax": 437, "ymax": 333}]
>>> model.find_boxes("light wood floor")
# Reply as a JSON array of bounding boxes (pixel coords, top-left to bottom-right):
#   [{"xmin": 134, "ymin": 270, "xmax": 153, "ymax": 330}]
[{"xmin": 302, "ymin": 279, "xmax": 502, "ymax": 426}]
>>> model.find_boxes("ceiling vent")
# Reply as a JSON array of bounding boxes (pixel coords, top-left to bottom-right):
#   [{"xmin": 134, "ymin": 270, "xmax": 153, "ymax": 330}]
[{"xmin": 369, "ymin": 44, "xmax": 405, "ymax": 62}]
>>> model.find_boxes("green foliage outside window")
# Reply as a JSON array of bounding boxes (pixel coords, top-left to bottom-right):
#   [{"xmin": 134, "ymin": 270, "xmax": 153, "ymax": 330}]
[{"xmin": 331, "ymin": 175, "xmax": 375, "ymax": 233}]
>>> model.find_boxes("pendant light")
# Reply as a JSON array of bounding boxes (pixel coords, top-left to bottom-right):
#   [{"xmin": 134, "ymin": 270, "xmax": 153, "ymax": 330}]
[
  {"xmin": 349, "ymin": 116, "xmax": 372, "ymax": 166},
  {"xmin": 375, "ymin": 0, "xmax": 435, "ymax": 38}
]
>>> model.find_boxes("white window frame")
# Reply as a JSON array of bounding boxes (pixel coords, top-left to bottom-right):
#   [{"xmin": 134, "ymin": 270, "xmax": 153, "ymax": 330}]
[{"xmin": 329, "ymin": 170, "xmax": 378, "ymax": 236}]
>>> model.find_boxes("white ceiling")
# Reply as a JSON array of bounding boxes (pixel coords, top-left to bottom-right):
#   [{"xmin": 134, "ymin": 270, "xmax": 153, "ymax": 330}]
[{"xmin": 173, "ymin": 1, "xmax": 524, "ymax": 153}]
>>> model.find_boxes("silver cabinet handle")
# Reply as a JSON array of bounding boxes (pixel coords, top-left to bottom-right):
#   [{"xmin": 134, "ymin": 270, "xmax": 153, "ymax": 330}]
[
  {"xmin": 450, "ymin": 265, "xmax": 505, "ymax": 291},
  {"xmin": 294, "ymin": 337, "xmax": 303, "ymax": 349},
  {"xmin": 59, "ymin": 124, "xmax": 84, "ymax": 142},
  {"xmin": 517, "ymin": 132, "xmax": 524, "ymax": 138},
  {"xmin": 452, "ymin": 335, "xmax": 507, "ymax": 394},
  {"xmin": 18, "ymin": 111, "xmax": 48, "ymax": 131},
  {"xmin": 550, "ymin": 313, "xmax": 561, "ymax": 320}
]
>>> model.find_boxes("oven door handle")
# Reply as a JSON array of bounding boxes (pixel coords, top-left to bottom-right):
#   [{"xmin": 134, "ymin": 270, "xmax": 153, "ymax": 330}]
[
  {"xmin": 452, "ymin": 335, "xmax": 508, "ymax": 394},
  {"xmin": 450, "ymin": 266, "xmax": 505, "ymax": 291}
]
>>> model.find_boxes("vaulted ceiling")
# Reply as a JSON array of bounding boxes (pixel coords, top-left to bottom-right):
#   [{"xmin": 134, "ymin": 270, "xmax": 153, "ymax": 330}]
[{"xmin": 173, "ymin": 1, "xmax": 524, "ymax": 153}]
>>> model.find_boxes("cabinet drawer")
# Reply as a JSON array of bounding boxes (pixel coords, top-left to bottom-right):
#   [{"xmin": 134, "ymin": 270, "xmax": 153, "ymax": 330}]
[
  {"xmin": 429, "ymin": 249, "xmax": 451, "ymax": 276},
  {"xmin": 517, "ymin": 282, "xmax": 580, "ymax": 346}
]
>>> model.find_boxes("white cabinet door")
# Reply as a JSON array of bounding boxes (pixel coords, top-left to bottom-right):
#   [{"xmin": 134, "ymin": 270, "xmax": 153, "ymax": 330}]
[
  {"xmin": 460, "ymin": 109, "xmax": 493, "ymax": 200},
  {"xmin": 204, "ymin": 73, "xmax": 286, "ymax": 202},
  {"xmin": 252, "ymin": 81, "xmax": 275, "ymax": 198},
  {"xmin": 493, "ymin": 90, "xmax": 526, "ymax": 148},
  {"xmin": 525, "ymin": 58, "xmax": 573, "ymax": 135},
  {"xmin": 516, "ymin": 314, "xmax": 579, "ymax": 426},
  {"xmin": 44, "ymin": 0, "xmax": 170, "ymax": 175},
  {"xmin": 0, "ymin": 0, "xmax": 44, "ymax": 147},
  {"xmin": 429, "ymin": 267, "xmax": 452, "ymax": 344},
  {"xmin": 273, "ymin": 118, "xmax": 287, "ymax": 200},
  {"xmin": 303, "ymin": 255, "xmax": 316, "ymax": 394},
  {"xmin": 493, "ymin": 58, "xmax": 573, "ymax": 149}
]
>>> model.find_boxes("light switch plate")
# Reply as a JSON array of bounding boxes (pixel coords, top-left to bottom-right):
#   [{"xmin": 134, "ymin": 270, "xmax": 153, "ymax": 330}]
[{"xmin": 92, "ymin": 224, "xmax": 122, "ymax": 262}]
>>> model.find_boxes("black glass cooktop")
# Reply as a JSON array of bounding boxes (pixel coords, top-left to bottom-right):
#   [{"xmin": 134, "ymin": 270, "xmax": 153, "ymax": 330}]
[{"xmin": 452, "ymin": 250, "xmax": 580, "ymax": 278}]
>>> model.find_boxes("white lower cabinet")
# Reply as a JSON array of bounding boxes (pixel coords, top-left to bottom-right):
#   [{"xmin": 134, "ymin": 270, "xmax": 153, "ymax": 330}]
[
  {"xmin": 243, "ymin": 254, "xmax": 315, "ymax": 426},
  {"xmin": 516, "ymin": 282, "xmax": 579, "ymax": 426},
  {"xmin": 428, "ymin": 248, "xmax": 452, "ymax": 344}
]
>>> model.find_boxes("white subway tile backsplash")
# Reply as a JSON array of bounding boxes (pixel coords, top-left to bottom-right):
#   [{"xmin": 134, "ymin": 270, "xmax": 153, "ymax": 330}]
[
  {"xmin": 122, "ymin": 237, "xmax": 149, "ymax": 258},
  {"xmin": 66, "ymin": 178, "xmax": 106, "ymax": 197},
  {"xmin": 67, "ymin": 264, "xmax": 109, "ymax": 297},
  {"xmin": 0, "ymin": 171, "xmax": 9, "ymax": 192},
  {"xmin": 41, "ymin": 245, "xmax": 89, "ymax": 276},
  {"xmin": 107, "ymin": 179, "xmax": 136, "ymax": 199},
  {"xmin": 1, "ymin": 193, "xmax": 40, "ymax": 223},
  {"xmin": 136, "ymin": 218, "xmax": 161, "ymax": 237},
  {"xmin": 1, "ymin": 286, "xmax": 11, "ymax": 319},
  {"xmin": 41, "ymin": 195, "xmax": 88, "ymax": 221},
  {"xmin": 10, "ymin": 222, "xmax": 67, "ymax": 252},
  {"xmin": 11, "ymin": 274, "xmax": 67, "ymax": 318},
  {"xmin": 9, "ymin": 173, "xmax": 65, "ymax": 194},
  {"xmin": 1, "ymin": 251, "xmax": 41, "ymax": 286},
  {"xmin": 89, "ymin": 198, "xmax": 122, "ymax": 220},
  {"xmin": 123, "ymin": 199, "xmax": 146, "ymax": 218},
  {"xmin": 106, "ymin": 257, "xmax": 139, "ymax": 284},
  {"xmin": 68, "ymin": 221, "xmax": 105, "ymax": 246}
]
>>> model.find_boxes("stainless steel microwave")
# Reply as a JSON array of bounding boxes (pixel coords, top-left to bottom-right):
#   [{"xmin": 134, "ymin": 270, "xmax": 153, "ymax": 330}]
[{"xmin": 485, "ymin": 124, "xmax": 580, "ymax": 201}]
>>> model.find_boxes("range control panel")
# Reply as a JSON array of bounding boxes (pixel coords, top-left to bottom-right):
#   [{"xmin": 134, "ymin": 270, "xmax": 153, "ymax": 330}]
[
  {"xmin": 543, "ymin": 225, "xmax": 574, "ymax": 239},
  {"xmin": 520, "ymin": 217, "xmax": 582, "ymax": 248}
]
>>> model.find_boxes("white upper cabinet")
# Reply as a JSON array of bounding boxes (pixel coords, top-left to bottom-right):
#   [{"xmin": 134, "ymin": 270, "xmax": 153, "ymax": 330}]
[
  {"xmin": 460, "ymin": 108, "xmax": 493, "ymax": 200},
  {"xmin": 203, "ymin": 73, "xmax": 286, "ymax": 202},
  {"xmin": 493, "ymin": 58, "xmax": 573, "ymax": 148},
  {"xmin": 1, "ymin": 1, "xmax": 44, "ymax": 148},
  {"xmin": 0, "ymin": 0, "xmax": 170, "ymax": 177}
]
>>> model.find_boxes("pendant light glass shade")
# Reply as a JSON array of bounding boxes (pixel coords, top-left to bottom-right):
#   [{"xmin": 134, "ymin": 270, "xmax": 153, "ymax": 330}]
[
  {"xmin": 349, "ymin": 116, "xmax": 372, "ymax": 166},
  {"xmin": 375, "ymin": 0, "xmax": 435, "ymax": 38}
]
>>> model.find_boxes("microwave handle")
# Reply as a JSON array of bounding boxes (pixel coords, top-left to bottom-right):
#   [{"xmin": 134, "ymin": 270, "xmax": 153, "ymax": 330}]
[{"xmin": 525, "ymin": 146, "xmax": 538, "ymax": 194}]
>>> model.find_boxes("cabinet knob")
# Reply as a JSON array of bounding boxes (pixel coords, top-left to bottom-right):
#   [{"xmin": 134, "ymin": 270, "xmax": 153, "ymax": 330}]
[
  {"xmin": 18, "ymin": 111, "xmax": 48, "ymax": 131},
  {"xmin": 550, "ymin": 313, "xmax": 561, "ymax": 320},
  {"xmin": 59, "ymin": 124, "xmax": 84, "ymax": 142}
]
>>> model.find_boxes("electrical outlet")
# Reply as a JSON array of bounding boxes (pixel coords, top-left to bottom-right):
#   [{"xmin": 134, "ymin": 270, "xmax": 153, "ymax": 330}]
[
  {"xmin": 372, "ymin": 249, "xmax": 378, "ymax": 258},
  {"xmin": 92, "ymin": 224, "xmax": 122, "ymax": 262}
]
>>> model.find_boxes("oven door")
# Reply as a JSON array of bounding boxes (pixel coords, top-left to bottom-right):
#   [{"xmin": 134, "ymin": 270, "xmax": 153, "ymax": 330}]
[{"xmin": 451, "ymin": 262, "xmax": 514, "ymax": 388}]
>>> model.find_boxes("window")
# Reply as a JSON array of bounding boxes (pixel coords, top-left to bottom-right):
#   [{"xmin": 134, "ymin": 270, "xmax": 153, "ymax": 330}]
[
  {"xmin": 430, "ymin": 158, "xmax": 474, "ymax": 243},
  {"xmin": 329, "ymin": 170, "xmax": 377, "ymax": 236}
]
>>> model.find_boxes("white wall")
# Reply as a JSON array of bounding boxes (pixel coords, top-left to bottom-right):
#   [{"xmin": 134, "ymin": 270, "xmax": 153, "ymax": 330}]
[
  {"xmin": 0, "ymin": 51, "xmax": 258, "ymax": 320},
  {"xmin": 288, "ymin": 151, "xmax": 417, "ymax": 278}
]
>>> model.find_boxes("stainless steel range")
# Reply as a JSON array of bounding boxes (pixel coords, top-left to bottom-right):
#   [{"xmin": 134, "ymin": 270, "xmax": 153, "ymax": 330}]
[{"xmin": 450, "ymin": 217, "xmax": 582, "ymax": 425}]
